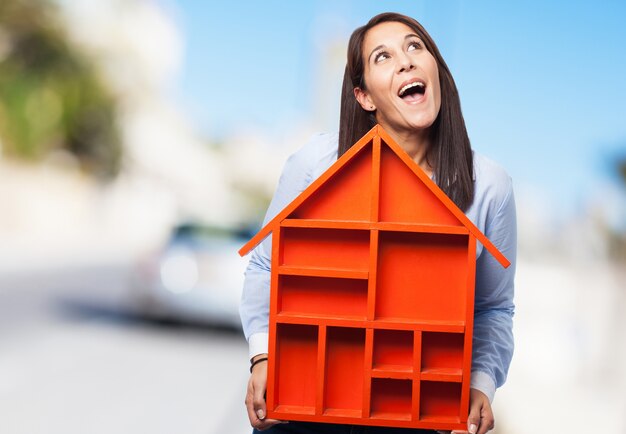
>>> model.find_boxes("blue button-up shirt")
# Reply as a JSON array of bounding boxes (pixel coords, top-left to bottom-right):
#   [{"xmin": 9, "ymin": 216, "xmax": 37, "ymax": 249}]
[{"xmin": 239, "ymin": 132, "xmax": 516, "ymax": 402}]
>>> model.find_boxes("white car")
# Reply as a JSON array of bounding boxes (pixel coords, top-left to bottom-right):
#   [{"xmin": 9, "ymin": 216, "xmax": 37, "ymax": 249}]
[{"xmin": 131, "ymin": 223, "xmax": 253, "ymax": 328}]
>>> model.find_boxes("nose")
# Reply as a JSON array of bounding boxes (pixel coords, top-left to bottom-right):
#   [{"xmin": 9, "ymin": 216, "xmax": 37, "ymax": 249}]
[{"xmin": 397, "ymin": 52, "xmax": 415, "ymax": 73}]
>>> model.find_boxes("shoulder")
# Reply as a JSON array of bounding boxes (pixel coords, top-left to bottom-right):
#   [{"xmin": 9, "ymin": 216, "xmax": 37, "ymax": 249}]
[
  {"xmin": 472, "ymin": 152, "xmax": 513, "ymax": 210},
  {"xmin": 286, "ymin": 132, "xmax": 338, "ymax": 180},
  {"xmin": 468, "ymin": 152, "xmax": 516, "ymax": 257},
  {"xmin": 295, "ymin": 131, "xmax": 338, "ymax": 160}
]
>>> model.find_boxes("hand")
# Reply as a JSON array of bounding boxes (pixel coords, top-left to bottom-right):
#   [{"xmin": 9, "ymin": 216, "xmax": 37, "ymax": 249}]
[
  {"xmin": 437, "ymin": 388, "xmax": 495, "ymax": 434},
  {"xmin": 245, "ymin": 354, "xmax": 286, "ymax": 431}
]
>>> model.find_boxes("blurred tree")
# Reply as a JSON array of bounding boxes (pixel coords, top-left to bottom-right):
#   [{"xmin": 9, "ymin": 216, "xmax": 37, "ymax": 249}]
[{"xmin": 0, "ymin": 0, "xmax": 121, "ymax": 179}]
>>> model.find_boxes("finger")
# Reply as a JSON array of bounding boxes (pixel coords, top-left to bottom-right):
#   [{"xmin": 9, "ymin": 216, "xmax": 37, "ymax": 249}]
[
  {"xmin": 253, "ymin": 418, "xmax": 285, "ymax": 431},
  {"xmin": 477, "ymin": 405, "xmax": 495, "ymax": 434},
  {"xmin": 247, "ymin": 390, "xmax": 284, "ymax": 430},
  {"xmin": 252, "ymin": 377, "xmax": 268, "ymax": 421},
  {"xmin": 245, "ymin": 382, "xmax": 259, "ymax": 427},
  {"xmin": 467, "ymin": 398, "xmax": 482, "ymax": 434}
]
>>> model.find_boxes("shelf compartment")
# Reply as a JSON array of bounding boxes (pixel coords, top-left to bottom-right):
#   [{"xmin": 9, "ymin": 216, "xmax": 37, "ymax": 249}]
[
  {"xmin": 280, "ymin": 227, "xmax": 370, "ymax": 271},
  {"xmin": 278, "ymin": 265, "xmax": 368, "ymax": 280},
  {"xmin": 289, "ymin": 144, "xmax": 373, "ymax": 221},
  {"xmin": 274, "ymin": 324, "xmax": 318, "ymax": 408},
  {"xmin": 371, "ymin": 368, "xmax": 412, "ymax": 380},
  {"xmin": 281, "ymin": 220, "xmax": 469, "ymax": 236},
  {"xmin": 372, "ymin": 329, "xmax": 413, "ymax": 372},
  {"xmin": 282, "ymin": 219, "xmax": 372, "ymax": 230},
  {"xmin": 370, "ymin": 378, "xmax": 413, "ymax": 420},
  {"xmin": 420, "ymin": 368, "xmax": 462, "ymax": 382},
  {"xmin": 419, "ymin": 381, "xmax": 461, "ymax": 420},
  {"xmin": 323, "ymin": 327, "xmax": 366, "ymax": 414},
  {"xmin": 323, "ymin": 408, "xmax": 362, "ymax": 418},
  {"xmin": 375, "ymin": 231, "xmax": 469, "ymax": 322},
  {"xmin": 273, "ymin": 405, "xmax": 316, "ymax": 415},
  {"xmin": 372, "ymin": 319, "xmax": 465, "ymax": 333},
  {"xmin": 375, "ymin": 222, "xmax": 468, "ymax": 235},
  {"xmin": 418, "ymin": 415, "xmax": 461, "ymax": 424},
  {"xmin": 278, "ymin": 275, "xmax": 368, "ymax": 319},
  {"xmin": 275, "ymin": 314, "xmax": 366, "ymax": 329},
  {"xmin": 421, "ymin": 332, "xmax": 464, "ymax": 373},
  {"xmin": 378, "ymin": 145, "xmax": 462, "ymax": 227}
]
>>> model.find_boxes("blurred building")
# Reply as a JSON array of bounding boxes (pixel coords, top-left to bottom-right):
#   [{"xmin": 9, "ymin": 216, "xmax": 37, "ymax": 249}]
[{"xmin": 0, "ymin": 0, "xmax": 272, "ymax": 272}]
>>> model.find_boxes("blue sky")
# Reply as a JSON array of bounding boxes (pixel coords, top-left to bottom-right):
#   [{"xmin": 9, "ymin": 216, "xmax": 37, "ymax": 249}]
[{"xmin": 169, "ymin": 0, "xmax": 626, "ymax": 217}]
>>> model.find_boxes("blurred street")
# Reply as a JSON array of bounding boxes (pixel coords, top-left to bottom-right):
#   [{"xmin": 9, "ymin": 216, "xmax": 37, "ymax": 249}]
[
  {"xmin": 1, "ymin": 256, "xmax": 625, "ymax": 433},
  {"xmin": 0, "ymin": 263, "xmax": 252, "ymax": 434}
]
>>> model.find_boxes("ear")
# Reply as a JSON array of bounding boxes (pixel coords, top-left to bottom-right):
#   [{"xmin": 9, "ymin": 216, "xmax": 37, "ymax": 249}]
[{"xmin": 353, "ymin": 87, "xmax": 376, "ymax": 112}]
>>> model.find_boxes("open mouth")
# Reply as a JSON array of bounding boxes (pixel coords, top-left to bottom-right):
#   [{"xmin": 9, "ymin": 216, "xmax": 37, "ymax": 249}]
[{"xmin": 398, "ymin": 80, "xmax": 426, "ymax": 103}]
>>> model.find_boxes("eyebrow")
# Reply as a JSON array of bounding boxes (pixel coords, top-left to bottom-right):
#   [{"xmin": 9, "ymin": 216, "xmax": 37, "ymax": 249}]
[{"xmin": 368, "ymin": 33, "xmax": 422, "ymax": 63}]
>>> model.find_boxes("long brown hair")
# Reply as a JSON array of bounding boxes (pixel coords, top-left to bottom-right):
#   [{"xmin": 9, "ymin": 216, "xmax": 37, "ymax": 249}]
[{"xmin": 339, "ymin": 12, "xmax": 474, "ymax": 211}]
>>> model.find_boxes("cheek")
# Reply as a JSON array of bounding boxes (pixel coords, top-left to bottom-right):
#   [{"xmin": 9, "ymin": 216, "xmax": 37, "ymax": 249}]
[
  {"xmin": 434, "ymin": 80, "xmax": 442, "ymax": 110},
  {"xmin": 365, "ymin": 66, "xmax": 396, "ymax": 105},
  {"xmin": 426, "ymin": 57, "xmax": 441, "ymax": 105},
  {"xmin": 431, "ymin": 70, "xmax": 442, "ymax": 110},
  {"xmin": 368, "ymin": 73, "xmax": 390, "ymax": 104}
]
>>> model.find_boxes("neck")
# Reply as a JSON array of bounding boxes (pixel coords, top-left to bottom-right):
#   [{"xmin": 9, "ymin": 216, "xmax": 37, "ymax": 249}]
[{"xmin": 382, "ymin": 124, "xmax": 433, "ymax": 176}]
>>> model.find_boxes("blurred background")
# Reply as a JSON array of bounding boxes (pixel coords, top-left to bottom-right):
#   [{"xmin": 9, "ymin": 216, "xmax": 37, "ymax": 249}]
[{"xmin": 0, "ymin": 0, "xmax": 624, "ymax": 433}]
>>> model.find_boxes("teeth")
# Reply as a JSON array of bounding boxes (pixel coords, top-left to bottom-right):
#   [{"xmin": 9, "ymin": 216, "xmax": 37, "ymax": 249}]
[{"xmin": 399, "ymin": 81, "xmax": 425, "ymax": 96}]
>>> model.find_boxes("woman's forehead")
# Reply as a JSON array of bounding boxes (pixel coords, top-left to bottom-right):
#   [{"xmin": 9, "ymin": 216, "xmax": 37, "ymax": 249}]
[{"xmin": 363, "ymin": 21, "xmax": 419, "ymax": 48}]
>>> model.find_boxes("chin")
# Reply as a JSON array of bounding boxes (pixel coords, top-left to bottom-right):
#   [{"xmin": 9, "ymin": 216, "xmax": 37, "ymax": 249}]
[{"xmin": 407, "ymin": 117, "xmax": 436, "ymax": 131}]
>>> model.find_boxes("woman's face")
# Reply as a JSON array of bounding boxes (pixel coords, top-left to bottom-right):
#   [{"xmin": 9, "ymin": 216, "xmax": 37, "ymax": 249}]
[{"xmin": 355, "ymin": 21, "xmax": 441, "ymax": 136}]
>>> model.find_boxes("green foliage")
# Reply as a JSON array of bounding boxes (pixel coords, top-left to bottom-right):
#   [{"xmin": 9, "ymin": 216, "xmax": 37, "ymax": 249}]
[{"xmin": 0, "ymin": 0, "xmax": 122, "ymax": 179}]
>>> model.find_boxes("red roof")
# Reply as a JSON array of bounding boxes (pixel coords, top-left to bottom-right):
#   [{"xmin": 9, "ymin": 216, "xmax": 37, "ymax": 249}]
[{"xmin": 240, "ymin": 124, "xmax": 509, "ymax": 268}]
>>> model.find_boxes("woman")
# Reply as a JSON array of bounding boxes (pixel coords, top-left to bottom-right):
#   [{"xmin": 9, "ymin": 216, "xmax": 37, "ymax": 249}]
[{"xmin": 240, "ymin": 12, "xmax": 516, "ymax": 434}]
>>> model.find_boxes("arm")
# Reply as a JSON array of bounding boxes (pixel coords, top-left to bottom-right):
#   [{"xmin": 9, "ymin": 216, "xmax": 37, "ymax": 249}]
[
  {"xmin": 239, "ymin": 140, "xmax": 316, "ymax": 356},
  {"xmin": 454, "ymin": 178, "xmax": 516, "ymax": 434},
  {"xmin": 471, "ymin": 178, "xmax": 516, "ymax": 402},
  {"xmin": 239, "ymin": 138, "xmax": 318, "ymax": 430}
]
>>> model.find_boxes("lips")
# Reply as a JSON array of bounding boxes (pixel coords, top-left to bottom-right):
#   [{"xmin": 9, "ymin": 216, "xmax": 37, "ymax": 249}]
[{"xmin": 398, "ymin": 78, "xmax": 426, "ymax": 104}]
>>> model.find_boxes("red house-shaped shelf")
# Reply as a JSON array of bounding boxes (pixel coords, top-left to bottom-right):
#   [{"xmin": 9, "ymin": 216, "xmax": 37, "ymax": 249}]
[{"xmin": 239, "ymin": 125, "xmax": 509, "ymax": 431}]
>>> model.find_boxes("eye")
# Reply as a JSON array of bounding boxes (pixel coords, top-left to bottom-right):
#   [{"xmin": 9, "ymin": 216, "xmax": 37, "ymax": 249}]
[
  {"xmin": 374, "ymin": 51, "xmax": 390, "ymax": 63},
  {"xmin": 408, "ymin": 40, "xmax": 422, "ymax": 51}
]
